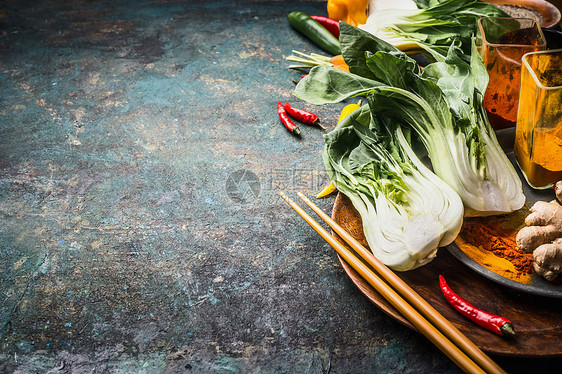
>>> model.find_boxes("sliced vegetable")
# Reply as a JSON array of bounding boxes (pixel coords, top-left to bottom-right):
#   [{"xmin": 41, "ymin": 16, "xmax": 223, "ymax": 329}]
[
  {"xmin": 439, "ymin": 275, "xmax": 515, "ymax": 336},
  {"xmin": 283, "ymin": 103, "xmax": 325, "ymax": 129},
  {"xmin": 287, "ymin": 11, "xmax": 341, "ymax": 56},
  {"xmin": 420, "ymin": 41, "xmax": 525, "ymax": 215},
  {"xmin": 329, "ymin": 54, "xmax": 349, "ymax": 72},
  {"xmin": 286, "ymin": 51, "xmax": 348, "ymax": 72},
  {"xmin": 316, "ymin": 181, "xmax": 337, "ymax": 198},
  {"xmin": 309, "ymin": 15, "xmax": 340, "ymax": 38},
  {"xmin": 322, "ymin": 104, "xmax": 464, "ymax": 270},
  {"xmin": 337, "ymin": 100, "xmax": 361, "ymax": 123},
  {"xmin": 277, "ymin": 102, "xmax": 301, "ymax": 135},
  {"xmin": 286, "ymin": 50, "xmax": 333, "ymax": 70}
]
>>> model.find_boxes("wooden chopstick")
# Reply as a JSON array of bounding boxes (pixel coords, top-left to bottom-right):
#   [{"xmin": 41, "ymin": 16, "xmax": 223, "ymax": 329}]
[
  {"xmin": 279, "ymin": 192, "xmax": 502, "ymax": 374},
  {"xmin": 294, "ymin": 192, "xmax": 506, "ymax": 374}
]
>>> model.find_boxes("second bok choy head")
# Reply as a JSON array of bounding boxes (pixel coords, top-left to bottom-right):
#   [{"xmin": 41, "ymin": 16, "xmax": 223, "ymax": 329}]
[{"xmin": 324, "ymin": 104, "xmax": 464, "ymax": 271}]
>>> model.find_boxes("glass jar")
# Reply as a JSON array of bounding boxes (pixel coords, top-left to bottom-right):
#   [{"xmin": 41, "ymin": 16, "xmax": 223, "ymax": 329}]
[
  {"xmin": 477, "ymin": 17, "xmax": 546, "ymax": 130},
  {"xmin": 514, "ymin": 48, "xmax": 562, "ymax": 189}
]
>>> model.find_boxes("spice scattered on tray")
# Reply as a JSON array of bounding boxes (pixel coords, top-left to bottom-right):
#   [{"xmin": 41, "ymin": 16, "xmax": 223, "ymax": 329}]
[
  {"xmin": 462, "ymin": 218, "xmax": 533, "ymax": 274},
  {"xmin": 456, "ymin": 213, "xmax": 534, "ymax": 283},
  {"xmin": 496, "ymin": 4, "xmax": 544, "ymax": 25}
]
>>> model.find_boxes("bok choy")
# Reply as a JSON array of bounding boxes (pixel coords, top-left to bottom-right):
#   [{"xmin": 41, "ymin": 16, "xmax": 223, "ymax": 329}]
[
  {"xmin": 294, "ymin": 23, "xmax": 525, "ymax": 216},
  {"xmin": 324, "ymin": 104, "xmax": 463, "ymax": 270},
  {"xmin": 358, "ymin": 0, "xmax": 510, "ymax": 61}
]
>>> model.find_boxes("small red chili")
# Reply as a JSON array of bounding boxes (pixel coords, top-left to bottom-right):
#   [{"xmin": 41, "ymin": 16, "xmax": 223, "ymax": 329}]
[
  {"xmin": 283, "ymin": 102, "xmax": 325, "ymax": 130},
  {"xmin": 439, "ymin": 275, "xmax": 515, "ymax": 336},
  {"xmin": 309, "ymin": 15, "xmax": 340, "ymax": 38},
  {"xmin": 292, "ymin": 75, "xmax": 308, "ymax": 84},
  {"xmin": 277, "ymin": 102, "xmax": 301, "ymax": 135}
]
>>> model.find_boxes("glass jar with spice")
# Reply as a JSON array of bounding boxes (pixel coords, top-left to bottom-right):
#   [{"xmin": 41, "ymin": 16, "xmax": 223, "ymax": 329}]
[
  {"xmin": 477, "ymin": 17, "xmax": 546, "ymax": 130},
  {"xmin": 514, "ymin": 48, "xmax": 562, "ymax": 189}
]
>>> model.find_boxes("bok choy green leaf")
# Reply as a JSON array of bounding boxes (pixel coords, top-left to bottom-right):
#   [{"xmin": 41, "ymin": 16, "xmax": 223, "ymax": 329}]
[{"xmin": 358, "ymin": 0, "xmax": 510, "ymax": 61}]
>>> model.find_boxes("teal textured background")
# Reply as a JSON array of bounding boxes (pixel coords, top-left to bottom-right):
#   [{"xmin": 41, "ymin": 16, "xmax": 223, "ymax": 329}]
[{"xmin": 0, "ymin": 0, "xmax": 560, "ymax": 372}]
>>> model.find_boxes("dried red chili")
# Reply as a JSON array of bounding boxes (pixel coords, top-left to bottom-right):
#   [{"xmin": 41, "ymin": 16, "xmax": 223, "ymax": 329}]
[
  {"xmin": 283, "ymin": 102, "xmax": 325, "ymax": 129},
  {"xmin": 439, "ymin": 275, "xmax": 515, "ymax": 336},
  {"xmin": 292, "ymin": 75, "xmax": 308, "ymax": 85},
  {"xmin": 277, "ymin": 102, "xmax": 301, "ymax": 135}
]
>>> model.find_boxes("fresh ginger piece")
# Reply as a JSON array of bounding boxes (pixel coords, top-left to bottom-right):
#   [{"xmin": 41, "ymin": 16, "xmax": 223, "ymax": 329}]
[
  {"xmin": 518, "ymin": 180, "xmax": 562, "ymax": 280},
  {"xmin": 533, "ymin": 238, "xmax": 562, "ymax": 281},
  {"xmin": 516, "ymin": 200, "xmax": 562, "ymax": 253}
]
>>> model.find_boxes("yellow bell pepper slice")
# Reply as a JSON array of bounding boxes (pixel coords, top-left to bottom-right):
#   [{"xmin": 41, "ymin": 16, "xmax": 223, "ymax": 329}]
[
  {"xmin": 337, "ymin": 101, "xmax": 361, "ymax": 123},
  {"xmin": 316, "ymin": 180, "xmax": 337, "ymax": 198},
  {"xmin": 327, "ymin": 0, "xmax": 368, "ymax": 27}
]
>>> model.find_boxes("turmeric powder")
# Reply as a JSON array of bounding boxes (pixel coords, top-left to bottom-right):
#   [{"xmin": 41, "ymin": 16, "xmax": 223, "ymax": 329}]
[
  {"xmin": 514, "ymin": 123, "xmax": 562, "ymax": 188},
  {"xmin": 531, "ymin": 125, "xmax": 562, "ymax": 171},
  {"xmin": 461, "ymin": 218, "xmax": 533, "ymax": 276}
]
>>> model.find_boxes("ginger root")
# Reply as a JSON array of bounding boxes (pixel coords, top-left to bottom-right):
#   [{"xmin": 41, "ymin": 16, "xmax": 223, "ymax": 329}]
[
  {"xmin": 516, "ymin": 200, "xmax": 562, "ymax": 253},
  {"xmin": 516, "ymin": 180, "xmax": 562, "ymax": 281},
  {"xmin": 533, "ymin": 238, "xmax": 562, "ymax": 281}
]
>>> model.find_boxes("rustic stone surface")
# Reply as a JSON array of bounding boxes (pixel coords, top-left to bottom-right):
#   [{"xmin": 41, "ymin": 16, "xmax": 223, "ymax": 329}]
[{"xmin": 0, "ymin": 0, "xmax": 560, "ymax": 372}]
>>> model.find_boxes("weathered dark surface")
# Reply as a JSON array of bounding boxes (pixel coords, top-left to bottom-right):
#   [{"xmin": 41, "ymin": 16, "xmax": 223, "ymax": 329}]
[{"xmin": 0, "ymin": 0, "xmax": 560, "ymax": 372}]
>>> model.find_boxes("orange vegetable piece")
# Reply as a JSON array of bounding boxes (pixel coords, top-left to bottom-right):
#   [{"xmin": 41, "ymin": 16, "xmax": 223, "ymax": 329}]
[
  {"xmin": 330, "ymin": 54, "xmax": 346, "ymax": 65},
  {"xmin": 330, "ymin": 55, "xmax": 349, "ymax": 72},
  {"xmin": 327, "ymin": 0, "xmax": 368, "ymax": 27},
  {"xmin": 333, "ymin": 63, "xmax": 350, "ymax": 72}
]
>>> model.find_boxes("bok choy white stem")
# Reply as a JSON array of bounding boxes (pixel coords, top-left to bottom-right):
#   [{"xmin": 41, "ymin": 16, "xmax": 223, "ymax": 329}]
[{"xmin": 324, "ymin": 105, "xmax": 463, "ymax": 270}]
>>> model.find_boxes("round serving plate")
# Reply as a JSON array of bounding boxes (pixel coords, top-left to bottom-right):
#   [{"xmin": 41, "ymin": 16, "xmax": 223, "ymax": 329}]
[
  {"xmin": 330, "ymin": 127, "xmax": 562, "ymax": 356},
  {"xmin": 445, "ymin": 128, "xmax": 562, "ymax": 299},
  {"xmin": 486, "ymin": 0, "xmax": 562, "ymax": 28},
  {"xmin": 332, "ymin": 192, "xmax": 562, "ymax": 357}
]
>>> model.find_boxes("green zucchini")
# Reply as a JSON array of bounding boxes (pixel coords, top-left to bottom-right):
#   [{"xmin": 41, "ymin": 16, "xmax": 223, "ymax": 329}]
[{"xmin": 287, "ymin": 11, "xmax": 341, "ymax": 56}]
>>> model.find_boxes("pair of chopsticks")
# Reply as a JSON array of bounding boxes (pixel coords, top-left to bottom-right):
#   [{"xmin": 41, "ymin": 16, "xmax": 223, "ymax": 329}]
[{"xmin": 280, "ymin": 191, "xmax": 506, "ymax": 374}]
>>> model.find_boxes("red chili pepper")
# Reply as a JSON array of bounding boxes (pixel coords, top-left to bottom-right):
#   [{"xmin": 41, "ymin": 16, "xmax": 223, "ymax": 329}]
[
  {"xmin": 292, "ymin": 74, "xmax": 308, "ymax": 84},
  {"xmin": 439, "ymin": 275, "xmax": 515, "ymax": 336},
  {"xmin": 283, "ymin": 102, "xmax": 325, "ymax": 130},
  {"xmin": 277, "ymin": 102, "xmax": 301, "ymax": 135},
  {"xmin": 309, "ymin": 15, "xmax": 340, "ymax": 38}
]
